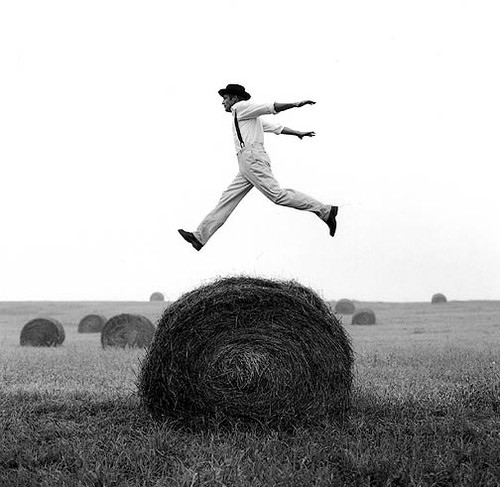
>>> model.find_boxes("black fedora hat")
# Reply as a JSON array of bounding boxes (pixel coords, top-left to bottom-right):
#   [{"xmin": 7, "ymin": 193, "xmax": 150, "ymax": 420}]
[{"xmin": 218, "ymin": 83, "xmax": 251, "ymax": 100}]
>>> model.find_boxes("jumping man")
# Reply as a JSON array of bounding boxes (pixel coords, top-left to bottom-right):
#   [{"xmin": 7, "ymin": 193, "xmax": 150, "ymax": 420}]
[{"xmin": 178, "ymin": 83, "xmax": 338, "ymax": 251}]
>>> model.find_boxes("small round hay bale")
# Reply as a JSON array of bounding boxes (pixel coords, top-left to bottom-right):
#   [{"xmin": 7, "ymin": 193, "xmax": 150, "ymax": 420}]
[
  {"xmin": 149, "ymin": 292, "xmax": 165, "ymax": 302},
  {"xmin": 334, "ymin": 298, "xmax": 355, "ymax": 315},
  {"xmin": 351, "ymin": 308, "xmax": 376, "ymax": 325},
  {"xmin": 138, "ymin": 276, "xmax": 354, "ymax": 427},
  {"xmin": 101, "ymin": 314, "xmax": 155, "ymax": 349},
  {"xmin": 20, "ymin": 318, "xmax": 65, "ymax": 347},
  {"xmin": 78, "ymin": 314, "xmax": 107, "ymax": 333},
  {"xmin": 431, "ymin": 293, "xmax": 447, "ymax": 304}
]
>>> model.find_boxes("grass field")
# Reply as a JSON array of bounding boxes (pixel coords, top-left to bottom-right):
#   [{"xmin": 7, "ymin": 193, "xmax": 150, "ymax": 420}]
[{"xmin": 1, "ymin": 299, "xmax": 500, "ymax": 486}]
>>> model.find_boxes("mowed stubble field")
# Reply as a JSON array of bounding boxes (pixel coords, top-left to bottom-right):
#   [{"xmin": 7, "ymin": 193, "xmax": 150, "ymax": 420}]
[{"xmin": 1, "ymin": 299, "xmax": 500, "ymax": 486}]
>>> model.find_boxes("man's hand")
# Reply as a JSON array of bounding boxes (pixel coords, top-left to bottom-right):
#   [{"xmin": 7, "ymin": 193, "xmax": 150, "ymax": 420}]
[
  {"xmin": 296, "ymin": 100, "xmax": 316, "ymax": 108},
  {"xmin": 281, "ymin": 127, "xmax": 316, "ymax": 138},
  {"xmin": 298, "ymin": 131, "xmax": 315, "ymax": 139},
  {"xmin": 274, "ymin": 100, "xmax": 316, "ymax": 112}
]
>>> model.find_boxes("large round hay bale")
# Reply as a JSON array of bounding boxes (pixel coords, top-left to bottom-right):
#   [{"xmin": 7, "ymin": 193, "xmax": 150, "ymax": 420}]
[
  {"xmin": 20, "ymin": 318, "xmax": 65, "ymax": 347},
  {"xmin": 149, "ymin": 292, "xmax": 165, "ymax": 302},
  {"xmin": 78, "ymin": 314, "xmax": 107, "ymax": 333},
  {"xmin": 138, "ymin": 276, "xmax": 354, "ymax": 427},
  {"xmin": 431, "ymin": 293, "xmax": 447, "ymax": 304},
  {"xmin": 334, "ymin": 298, "xmax": 355, "ymax": 315},
  {"xmin": 351, "ymin": 308, "xmax": 376, "ymax": 325},
  {"xmin": 101, "ymin": 314, "xmax": 155, "ymax": 349}
]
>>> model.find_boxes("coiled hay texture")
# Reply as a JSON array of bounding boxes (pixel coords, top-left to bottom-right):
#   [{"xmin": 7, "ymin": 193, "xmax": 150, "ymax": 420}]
[
  {"xmin": 20, "ymin": 318, "xmax": 65, "ymax": 347},
  {"xmin": 334, "ymin": 298, "xmax": 355, "ymax": 315},
  {"xmin": 351, "ymin": 308, "xmax": 376, "ymax": 325},
  {"xmin": 138, "ymin": 276, "xmax": 353, "ymax": 426},
  {"xmin": 431, "ymin": 293, "xmax": 447, "ymax": 304},
  {"xmin": 150, "ymin": 292, "xmax": 165, "ymax": 302},
  {"xmin": 78, "ymin": 314, "xmax": 107, "ymax": 333},
  {"xmin": 101, "ymin": 314, "xmax": 156, "ymax": 349}
]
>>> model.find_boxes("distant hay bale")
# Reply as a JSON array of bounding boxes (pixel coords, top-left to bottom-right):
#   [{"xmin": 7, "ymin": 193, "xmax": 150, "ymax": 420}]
[
  {"xmin": 101, "ymin": 314, "xmax": 156, "ymax": 349},
  {"xmin": 138, "ymin": 276, "xmax": 354, "ymax": 427},
  {"xmin": 431, "ymin": 293, "xmax": 447, "ymax": 304},
  {"xmin": 334, "ymin": 299, "xmax": 355, "ymax": 315},
  {"xmin": 149, "ymin": 292, "xmax": 165, "ymax": 302},
  {"xmin": 351, "ymin": 308, "xmax": 376, "ymax": 325},
  {"xmin": 78, "ymin": 314, "xmax": 106, "ymax": 333},
  {"xmin": 20, "ymin": 318, "xmax": 65, "ymax": 347}
]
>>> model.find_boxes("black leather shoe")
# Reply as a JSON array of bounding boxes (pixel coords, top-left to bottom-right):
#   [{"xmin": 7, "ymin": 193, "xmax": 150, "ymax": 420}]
[
  {"xmin": 178, "ymin": 229, "xmax": 203, "ymax": 251},
  {"xmin": 325, "ymin": 206, "xmax": 338, "ymax": 237}
]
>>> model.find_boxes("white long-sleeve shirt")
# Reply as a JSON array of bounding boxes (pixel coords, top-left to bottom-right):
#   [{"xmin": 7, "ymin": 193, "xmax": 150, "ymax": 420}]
[{"xmin": 231, "ymin": 101, "xmax": 284, "ymax": 151}]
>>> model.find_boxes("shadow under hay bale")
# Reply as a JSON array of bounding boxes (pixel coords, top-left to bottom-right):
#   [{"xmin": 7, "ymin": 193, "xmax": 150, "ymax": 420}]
[
  {"xmin": 149, "ymin": 292, "xmax": 165, "ymax": 302},
  {"xmin": 351, "ymin": 308, "xmax": 376, "ymax": 325},
  {"xmin": 334, "ymin": 298, "xmax": 356, "ymax": 315},
  {"xmin": 78, "ymin": 314, "xmax": 107, "ymax": 333},
  {"xmin": 101, "ymin": 314, "xmax": 156, "ymax": 349},
  {"xmin": 138, "ymin": 276, "xmax": 354, "ymax": 428},
  {"xmin": 20, "ymin": 318, "xmax": 65, "ymax": 347},
  {"xmin": 431, "ymin": 293, "xmax": 447, "ymax": 304}
]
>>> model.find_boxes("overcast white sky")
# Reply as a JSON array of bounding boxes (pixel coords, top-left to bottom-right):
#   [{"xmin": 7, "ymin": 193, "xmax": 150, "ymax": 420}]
[{"xmin": 1, "ymin": 0, "xmax": 499, "ymax": 302}]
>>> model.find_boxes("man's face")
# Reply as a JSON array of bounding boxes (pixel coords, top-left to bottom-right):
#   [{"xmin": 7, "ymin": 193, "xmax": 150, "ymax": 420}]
[{"xmin": 222, "ymin": 94, "xmax": 238, "ymax": 112}]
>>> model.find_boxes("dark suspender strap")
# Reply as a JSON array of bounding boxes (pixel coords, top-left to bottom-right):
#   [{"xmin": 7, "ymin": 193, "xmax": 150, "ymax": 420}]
[{"xmin": 233, "ymin": 110, "xmax": 245, "ymax": 148}]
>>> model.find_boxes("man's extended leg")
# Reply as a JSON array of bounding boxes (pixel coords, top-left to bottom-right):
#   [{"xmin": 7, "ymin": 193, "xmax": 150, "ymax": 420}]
[
  {"xmin": 238, "ymin": 150, "xmax": 337, "ymax": 234},
  {"xmin": 191, "ymin": 172, "xmax": 253, "ymax": 246}
]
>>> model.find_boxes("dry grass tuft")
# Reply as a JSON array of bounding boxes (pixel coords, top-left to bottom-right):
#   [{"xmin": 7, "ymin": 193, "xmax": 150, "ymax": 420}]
[
  {"xmin": 20, "ymin": 318, "xmax": 65, "ymax": 347},
  {"xmin": 78, "ymin": 314, "xmax": 107, "ymax": 333},
  {"xmin": 138, "ymin": 276, "xmax": 353, "ymax": 427},
  {"xmin": 101, "ymin": 314, "xmax": 155, "ymax": 349}
]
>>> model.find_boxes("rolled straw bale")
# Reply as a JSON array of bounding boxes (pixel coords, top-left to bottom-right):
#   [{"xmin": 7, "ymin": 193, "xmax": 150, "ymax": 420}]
[
  {"xmin": 20, "ymin": 318, "xmax": 65, "ymax": 347},
  {"xmin": 101, "ymin": 314, "xmax": 155, "ymax": 349},
  {"xmin": 78, "ymin": 314, "xmax": 107, "ymax": 333},
  {"xmin": 334, "ymin": 299, "xmax": 355, "ymax": 315},
  {"xmin": 138, "ymin": 276, "xmax": 353, "ymax": 427},
  {"xmin": 149, "ymin": 292, "xmax": 165, "ymax": 302},
  {"xmin": 351, "ymin": 308, "xmax": 376, "ymax": 325},
  {"xmin": 431, "ymin": 293, "xmax": 447, "ymax": 304}
]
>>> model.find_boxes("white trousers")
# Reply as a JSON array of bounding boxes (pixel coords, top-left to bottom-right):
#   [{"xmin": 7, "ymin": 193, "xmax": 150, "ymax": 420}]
[{"xmin": 193, "ymin": 145, "xmax": 330, "ymax": 245}]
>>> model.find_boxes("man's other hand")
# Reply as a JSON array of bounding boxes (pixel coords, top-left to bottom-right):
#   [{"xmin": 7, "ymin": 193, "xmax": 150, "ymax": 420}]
[{"xmin": 296, "ymin": 100, "xmax": 316, "ymax": 107}]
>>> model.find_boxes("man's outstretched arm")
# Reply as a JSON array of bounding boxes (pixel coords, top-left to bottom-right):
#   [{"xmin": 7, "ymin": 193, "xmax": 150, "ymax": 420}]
[
  {"xmin": 281, "ymin": 127, "xmax": 316, "ymax": 139},
  {"xmin": 274, "ymin": 100, "xmax": 316, "ymax": 113}
]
